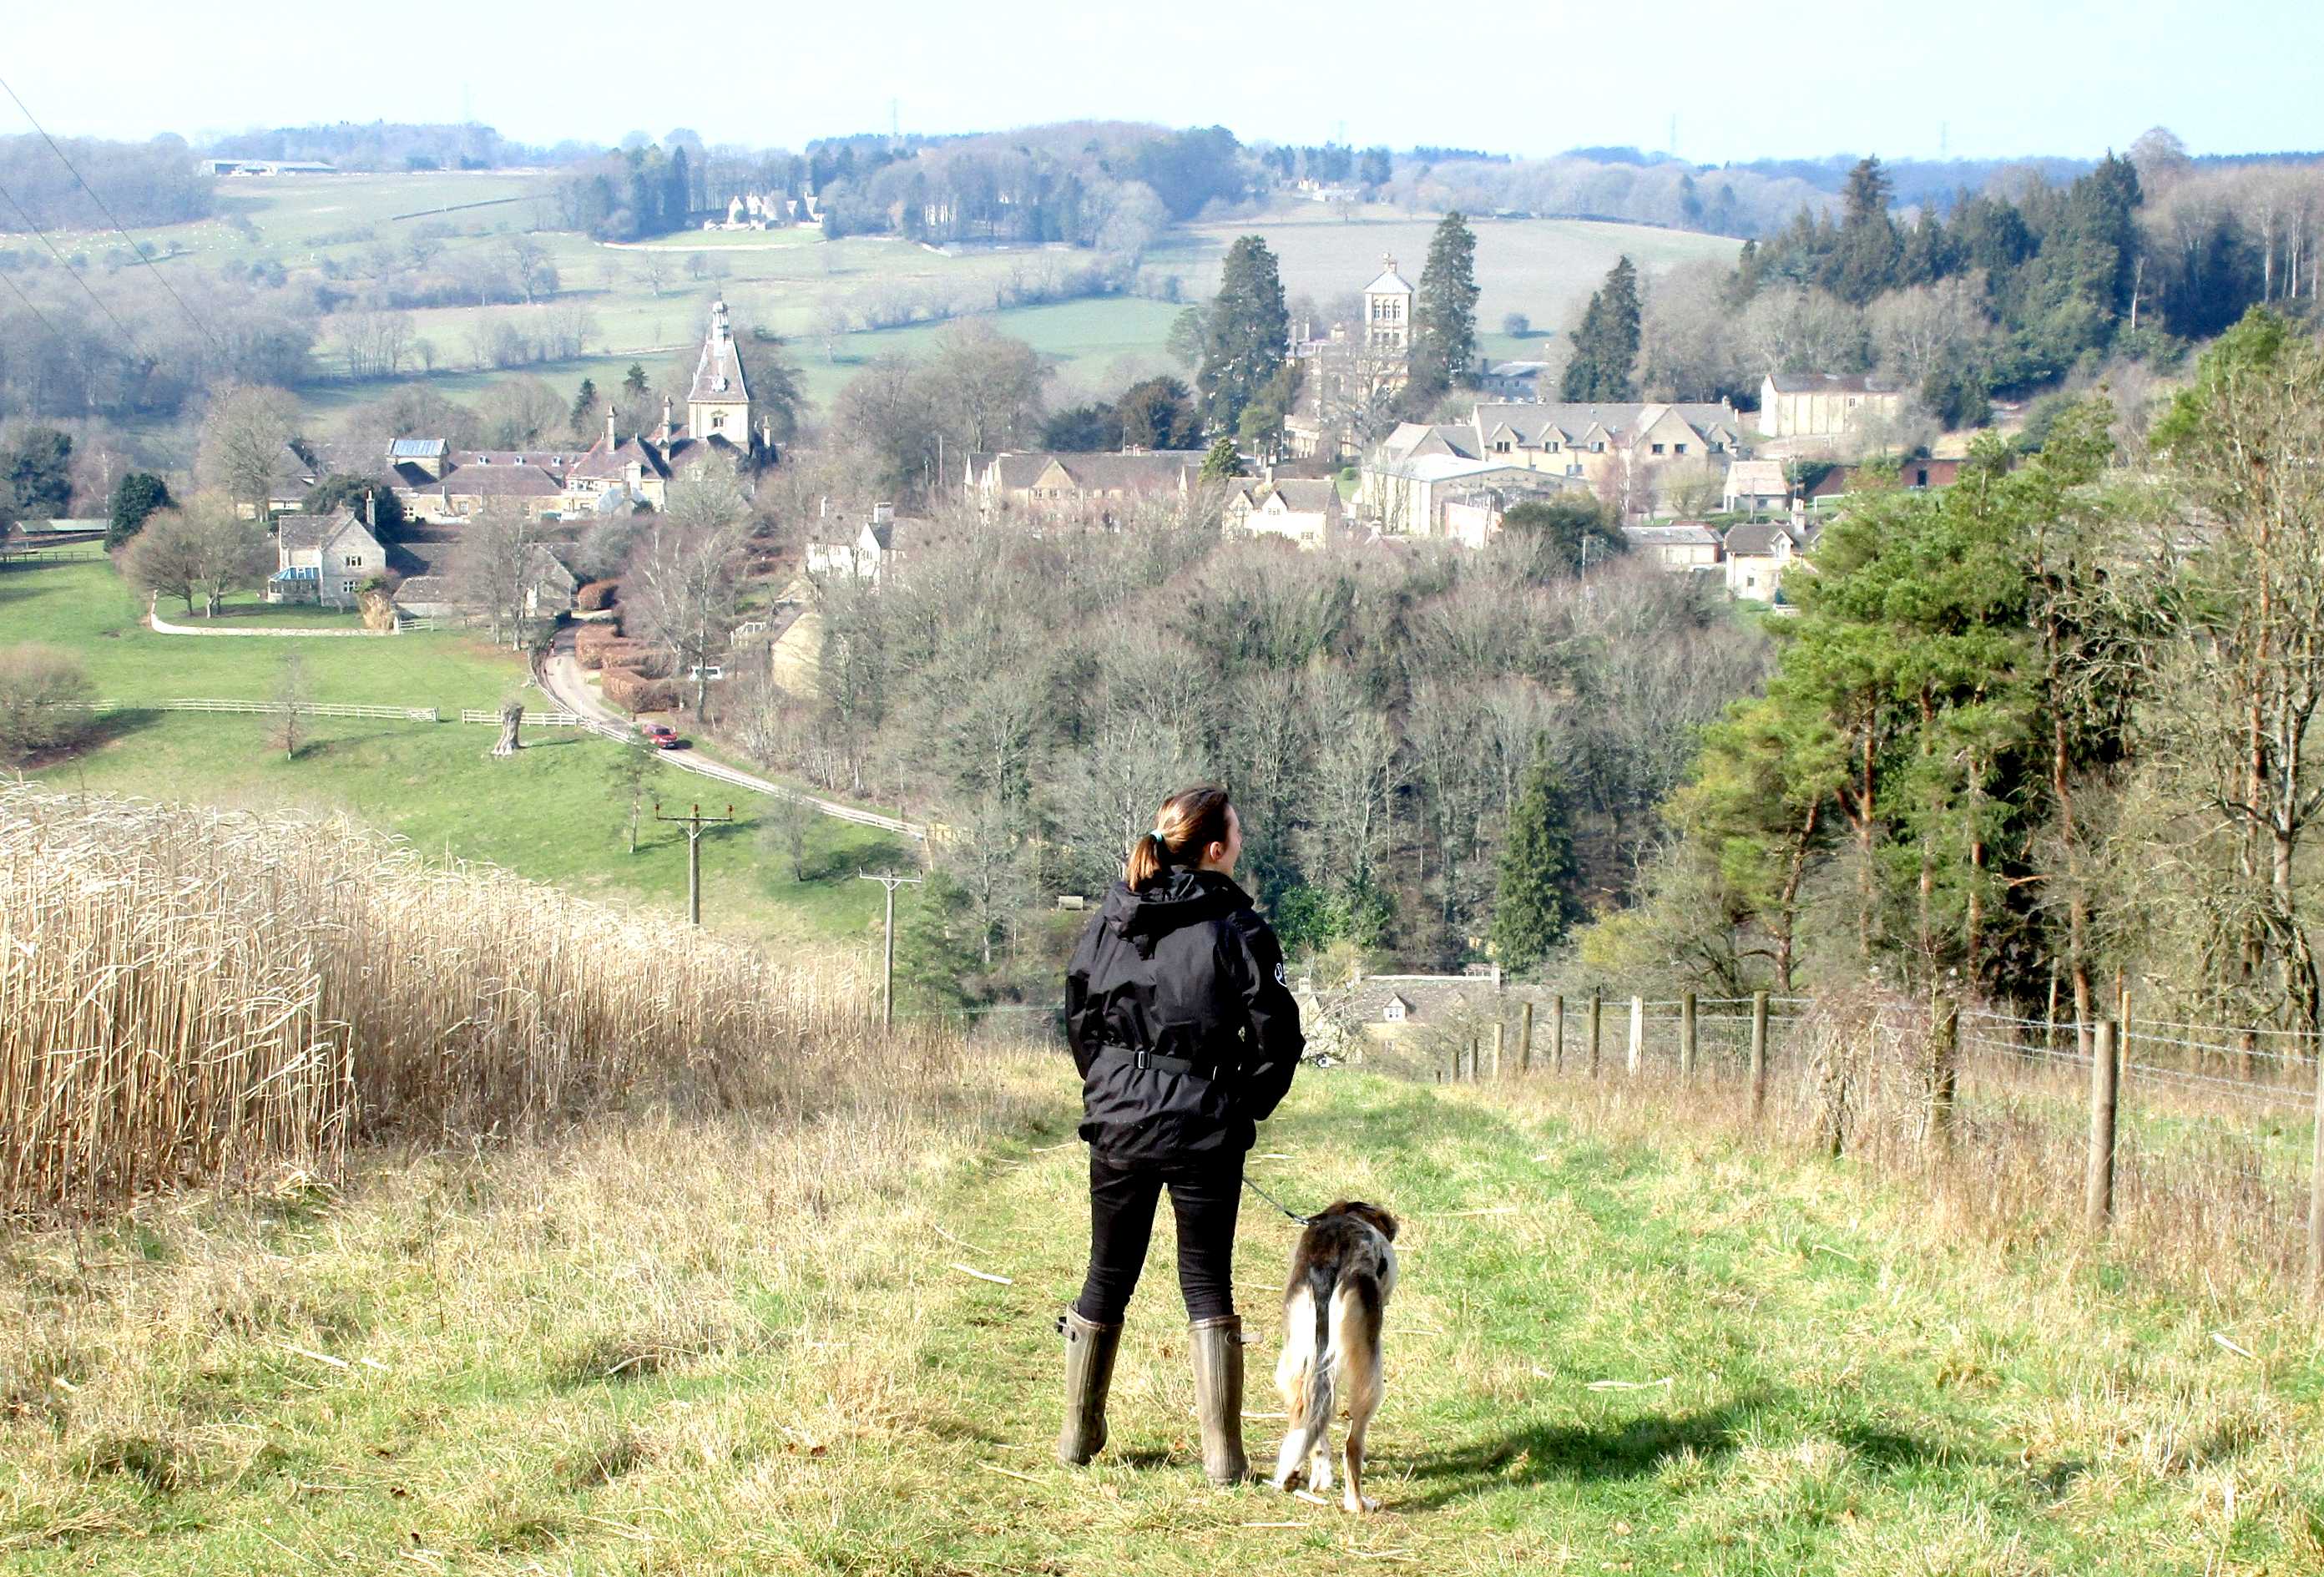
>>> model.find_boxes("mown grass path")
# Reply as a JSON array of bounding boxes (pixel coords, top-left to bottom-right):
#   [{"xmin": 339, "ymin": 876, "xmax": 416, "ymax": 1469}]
[{"xmin": 7, "ymin": 1067, "xmax": 2319, "ymax": 1574}]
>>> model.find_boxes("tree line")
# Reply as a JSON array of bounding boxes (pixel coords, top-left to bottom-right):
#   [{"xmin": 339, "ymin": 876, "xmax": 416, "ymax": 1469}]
[{"xmin": 1596, "ymin": 309, "xmax": 2324, "ymax": 1037}]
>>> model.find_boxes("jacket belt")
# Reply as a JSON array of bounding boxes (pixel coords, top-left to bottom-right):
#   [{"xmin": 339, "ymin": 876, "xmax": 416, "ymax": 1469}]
[{"xmin": 1097, "ymin": 1044, "xmax": 1210, "ymax": 1078}]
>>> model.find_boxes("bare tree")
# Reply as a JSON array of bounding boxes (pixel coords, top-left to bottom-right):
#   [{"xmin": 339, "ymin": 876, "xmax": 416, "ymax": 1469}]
[
  {"xmin": 624, "ymin": 473, "xmax": 750, "ymax": 720},
  {"xmin": 0, "ymin": 643, "xmax": 93, "ymax": 764},
  {"xmin": 448, "ymin": 499, "xmax": 543, "ymax": 648},
  {"xmin": 196, "ymin": 383, "xmax": 300, "ymax": 521},
  {"xmin": 338, "ymin": 311, "xmax": 417, "ymax": 380},
  {"xmin": 270, "ymin": 650, "xmax": 308, "ymax": 761},
  {"xmin": 926, "ymin": 321, "xmax": 1050, "ymax": 455},
  {"xmin": 504, "ymin": 234, "xmax": 557, "ymax": 304}
]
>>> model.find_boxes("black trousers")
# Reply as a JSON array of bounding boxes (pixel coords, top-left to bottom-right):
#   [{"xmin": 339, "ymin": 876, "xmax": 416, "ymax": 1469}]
[{"xmin": 1072, "ymin": 1150, "xmax": 1245, "ymax": 1325}]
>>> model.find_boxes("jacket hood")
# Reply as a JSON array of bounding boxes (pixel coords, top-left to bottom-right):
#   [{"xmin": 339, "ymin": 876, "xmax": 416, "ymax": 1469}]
[{"xmin": 1101, "ymin": 867, "xmax": 1251, "ymax": 957}]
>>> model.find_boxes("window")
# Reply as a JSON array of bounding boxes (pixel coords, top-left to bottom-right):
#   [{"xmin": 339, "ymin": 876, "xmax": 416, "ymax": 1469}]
[
  {"xmin": 1545, "ymin": 441, "xmax": 1560, "ymax": 453},
  {"xmin": 711, "ymin": 412, "xmax": 725, "ymax": 430},
  {"xmin": 1590, "ymin": 441, "xmax": 1604, "ymax": 453},
  {"xmin": 1674, "ymin": 443, "xmax": 1688, "ymax": 456},
  {"xmin": 1652, "ymin": 443, "xmax": 1666, "ymax": 456},
  {"xmin": 1493, "ymin": 441, "xmax": 1509, "ymax": 453},
  {"xmin": 344, "ymin": 553, "xmax": 363, "ymax": 568}
]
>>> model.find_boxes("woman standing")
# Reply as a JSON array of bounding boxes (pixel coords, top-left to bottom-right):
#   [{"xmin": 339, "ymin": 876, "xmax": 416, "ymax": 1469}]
[{"xmin": 1056, "ymin": 785, "xmax": 1305, "ymax": 1483}]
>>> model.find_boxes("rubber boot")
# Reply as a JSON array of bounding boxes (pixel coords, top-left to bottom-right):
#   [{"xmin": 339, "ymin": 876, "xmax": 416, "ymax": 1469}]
[
  {"xmin": 1189, "ymin": 1315, "xmax": 1250, "ymax": 1485},
  {"xmin": 1056, "ymin": 1308, "xmax": 1123, "ymax": 1466}
]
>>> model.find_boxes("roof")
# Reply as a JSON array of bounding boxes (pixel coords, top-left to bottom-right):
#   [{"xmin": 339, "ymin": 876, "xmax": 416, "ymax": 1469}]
[
  {"xmin": 388, "ymin": 437, "xmax": 448, "ymax": 459},
  {"xmin": 1372, "ymin": 422, "xmax": 1483, "ymax": 467},
  {"xmin": 1468, "ymin": 401, "xmax": 1742, "ymax": 448},
  {"xmin": 275, "ymin": 511, "xmax": 338, "ymax": 552},
  {"xmin": 985, "ymin": 451, "xmax": 1204, "ymax": 494},
  {"xmin": 1725, "ymin": 458, "xmax": 1789, "ymax": 493},
  {"xmin": 1623, "ymin": 522, "xmax": 1722, "ymax": 548},
  {"xmin": 567, "ymin": 434, "xmax": 671, "ymax": 483},
  {"xmin": 434, "ymin": 457, "xmax": 568, "ymax": 498},
  {"xmin": 1806, "ymin": 457, "xmax": 1963, "ymax": 498},
  {"xmin": 1363, "ymin": 255, "xmax": 1415, "ymax": 296},
  {"xmin": 1723, "ymin": 521, "xmax": 1799, "ymax": 556},
  {"xmin": 1259, "ymin": 478, "xmax": 1337, "ymax": 512},
  {"xmin": 392, "ymin": 575, "xmax": 455, "ymax": 606},
  {"xmin": 1766, "ymin": 372, "xmax": 1897, "ymax": 396},
  {"xmin": 687, "ymin": 298, "xmax": 751, "ymax": 408}
]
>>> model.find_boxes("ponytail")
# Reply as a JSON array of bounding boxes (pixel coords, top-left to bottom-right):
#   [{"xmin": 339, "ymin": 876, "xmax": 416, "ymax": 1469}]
[{"xmin": 1125, "ymin": 784, "xmax": 1233, "ymax": 892}]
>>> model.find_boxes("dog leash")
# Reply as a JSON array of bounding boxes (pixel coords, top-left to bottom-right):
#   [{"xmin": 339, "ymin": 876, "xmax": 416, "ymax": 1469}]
[{"xmin": 1241, "ymin": 1175, "xmax": 1314, "ymax": 1226}]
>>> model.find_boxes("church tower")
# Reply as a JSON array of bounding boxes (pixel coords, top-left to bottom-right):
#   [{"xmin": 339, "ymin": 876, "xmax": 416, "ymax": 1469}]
[
  {"xmin": 1362, "ymin": 255, "xmax": 1416, "ymax": 352},
  {"xmin": 686, "ymin": 297, "xmax": 752, "ymax": 447}
]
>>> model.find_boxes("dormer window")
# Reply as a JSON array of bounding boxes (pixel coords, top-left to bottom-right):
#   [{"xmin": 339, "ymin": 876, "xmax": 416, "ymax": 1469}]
[{"xmin": 1674, "ymin": 443, "xmax": 1688, "ymax": 456}]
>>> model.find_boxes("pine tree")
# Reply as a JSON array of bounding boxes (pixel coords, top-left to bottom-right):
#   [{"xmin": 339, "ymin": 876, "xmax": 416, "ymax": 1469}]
[
  {"xmin": 623, "ymin": 362, "xmax": 649, "ymax": 397},
  {"xmin": 1560, "ymin": 255, "xmax": 1640, "ymax": 402},
  {"xmin": 106, "ymin": 472, "xmax": 172, "ymax": 550},
  {"xmin": 1198, "ymin": 235, "xmax": 1290, "ymax": 433},
  {"xmin": 1489, "ymin": 746, "xmax": 1582, "ymax": 972},
  {"xmin": 1412, "ymin": 210, "xmax": 1479, "ymax": 398},
  {"xmin": 1201, "ymin": 434, "xmax": 1243, "ymax": 480},
  {"xmin": 571, "ymin": 377, "xmax": 599, "ymax": 432}
]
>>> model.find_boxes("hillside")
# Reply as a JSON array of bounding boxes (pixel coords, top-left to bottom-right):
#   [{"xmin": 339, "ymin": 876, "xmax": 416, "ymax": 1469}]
[
  {"xmin": 6, "ymin": 550, "xmax": 909, "ymax": 948},
  {"xmin": 8, "ymin": 1057, "xmax": 2317, "ymax": 1572}
]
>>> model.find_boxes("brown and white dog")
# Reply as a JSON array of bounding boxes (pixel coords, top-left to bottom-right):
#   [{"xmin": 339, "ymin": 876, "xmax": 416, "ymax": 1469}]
[{"xmin": 1271, "ymin": 1200, "xmax": 1399, "ymax": 1513}]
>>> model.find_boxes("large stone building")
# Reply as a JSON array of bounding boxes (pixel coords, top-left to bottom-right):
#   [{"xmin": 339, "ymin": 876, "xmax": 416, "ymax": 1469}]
[
  {"xmin": 1283, "ymin": 256, "xmax": 1419, "ymax": 461},
  {"xmin": 1221, "ymin": 475, "xmax": 1342, "ymax": 549},
  {"xmin": 267, "ymin": 503, "xmax": 387, "ymax": 607},
  {"xmin": 1359, "ymin": 400, "xmax": 1746, "ymax": 533},
  {"xmin": 1756, "ymin": 372, "xmax": 1905, "ymax": 441}
]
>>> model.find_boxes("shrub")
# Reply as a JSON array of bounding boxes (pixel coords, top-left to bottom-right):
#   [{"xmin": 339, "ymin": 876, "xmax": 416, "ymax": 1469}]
[
  {"xmin": 0, "ymin": 644, "xmax": 93, "ymax": 763},
  {"xmin": 600, "ymin": 668, "xmax": 680, "ymax": 714},
  {"xmin": 575, "ymin": 579, "xmax": 619, "ymax": 614}
]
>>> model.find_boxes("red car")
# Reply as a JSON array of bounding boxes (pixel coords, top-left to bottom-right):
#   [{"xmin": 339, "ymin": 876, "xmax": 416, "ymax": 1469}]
[{"xmin": 640, "ymin": 723, "xmax": 683, "ymax": 750}]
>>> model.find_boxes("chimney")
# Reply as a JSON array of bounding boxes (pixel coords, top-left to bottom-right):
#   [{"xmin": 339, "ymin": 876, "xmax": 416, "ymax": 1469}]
[
  {"xmin": 604, "ymin": 410, "xmax": 617, "ymax": 451},
  {"xmin": 660, "ymin": 395, "xmax": 674, "ymax": 443},
  {"xmin": 872, "ymin": 502, "xmax": 894, "ymax": 526},
  {"xmin": 365, "ymin": 488, "xmax": 376, "ymax": 531}
]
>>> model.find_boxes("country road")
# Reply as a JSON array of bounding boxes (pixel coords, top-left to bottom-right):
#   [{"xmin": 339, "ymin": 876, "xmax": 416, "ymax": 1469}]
[{"xmin": 538, "ymin": 628, "xmax": 927, "ymax": 842}]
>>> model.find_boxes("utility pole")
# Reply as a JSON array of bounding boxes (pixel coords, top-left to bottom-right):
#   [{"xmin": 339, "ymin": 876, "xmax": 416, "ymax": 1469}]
[
  {"xmin": 653, "ymin": 801, "xmax": 733, "ymax": 926},
  {"xmin": 858, "ymin": 870, "xmax": 925, "ymax": 1029}
]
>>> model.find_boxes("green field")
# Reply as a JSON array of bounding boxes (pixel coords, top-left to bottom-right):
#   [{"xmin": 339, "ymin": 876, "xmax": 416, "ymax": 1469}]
[
  {"xmin": 7, "ymin": 1054, "xmax": 2316, "ymax": 1574},
  {"xmin": 53, "ymin": 171, "xmax": 1728, "ymax": 429},
  {"xmin": 7, "ymin": 553, "xmax": 907, "ymax": 948}
]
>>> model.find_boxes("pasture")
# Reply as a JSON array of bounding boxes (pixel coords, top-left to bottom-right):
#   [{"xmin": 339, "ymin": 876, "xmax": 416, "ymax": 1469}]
[{"xmin": 3, "ymin": 553, "xmax": 907, "ymax": 947}]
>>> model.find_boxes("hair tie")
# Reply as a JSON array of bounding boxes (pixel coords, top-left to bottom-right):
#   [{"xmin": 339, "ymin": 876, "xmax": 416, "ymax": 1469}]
[{"xmin": 1149, "ymin": 829, "xmax": 1168, "ymax": 846}]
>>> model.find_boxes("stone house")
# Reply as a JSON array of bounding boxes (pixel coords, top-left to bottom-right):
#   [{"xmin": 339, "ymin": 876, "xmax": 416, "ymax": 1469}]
[
  {"xmin": 1222, "ymin": 476, "xmax": 1341, "ymax": 549},
  {"xmin": 1722, "ymin": 457, "xmax": 1791, "ymax": 513},
  {"xmin": 1722, "ymin": 519, "xmax": 1806, "ymax": 603},
  {"xmin": 806, "ymin": 503, "xmax": 907, "ymax": 584},
  {"xmin": 967, "ymin": 450, "xmax": 1207, "ymax": 521},
  {"xmin": 1756, "ymin": 372, "xmax": 1905, "ymax": 441},
  {"xmin": 1620, "ymin": 521, "xmax": 1723, "ymax": 572},
  {"xmin": 268, "ymin": 504, "xmax": 386, "ymax": 607}
]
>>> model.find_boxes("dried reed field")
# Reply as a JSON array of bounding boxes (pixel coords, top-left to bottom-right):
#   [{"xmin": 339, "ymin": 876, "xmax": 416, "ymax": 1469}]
[{"xmin": 0, "ymin": 782, "xmax": 872, "ymax": 1212}]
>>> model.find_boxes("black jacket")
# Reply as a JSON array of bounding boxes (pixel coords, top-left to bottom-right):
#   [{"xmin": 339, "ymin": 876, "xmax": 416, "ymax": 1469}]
[{"xmin": 1064, "ymin": 867, "xmax": 1305, "ymax": 1161}]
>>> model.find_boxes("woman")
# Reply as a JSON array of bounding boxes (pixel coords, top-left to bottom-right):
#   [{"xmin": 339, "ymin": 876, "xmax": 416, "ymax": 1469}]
[{"xmin": 1057, "ymin": 784, "xmax": 1306, "ymax": 1484}]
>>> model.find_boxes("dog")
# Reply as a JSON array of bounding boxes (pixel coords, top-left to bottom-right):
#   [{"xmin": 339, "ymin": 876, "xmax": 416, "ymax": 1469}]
[{"xmin": 1271, "ymin": 1199, "xmax": 1399, "ymax": 1514}]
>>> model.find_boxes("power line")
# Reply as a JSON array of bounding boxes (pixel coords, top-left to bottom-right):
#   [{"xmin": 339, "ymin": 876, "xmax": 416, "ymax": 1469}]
[
  {"xmin": 0, "ymin": 175, "xmax": 152, "ymax": 361},
  {"xmin": 0, "ymin": 263, "xmax": 73, "ymax": 348},
  {"xmin": 0, "ymin": 70, "xmax": 221, "ymax": 359}
]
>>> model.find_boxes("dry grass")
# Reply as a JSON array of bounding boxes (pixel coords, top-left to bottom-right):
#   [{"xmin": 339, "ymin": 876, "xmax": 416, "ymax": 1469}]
[{"xmin": 0, "ymin": 781, "xmax": 872, "ymax": 1211}]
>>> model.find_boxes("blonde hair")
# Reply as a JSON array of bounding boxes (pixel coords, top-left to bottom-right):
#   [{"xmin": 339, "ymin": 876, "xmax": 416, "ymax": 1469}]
[{"xmin": 1125, "ymin": 785, "xmax": 1232, "ymax": 892}]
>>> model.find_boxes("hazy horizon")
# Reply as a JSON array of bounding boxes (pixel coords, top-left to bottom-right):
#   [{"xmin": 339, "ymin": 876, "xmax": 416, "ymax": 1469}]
[{"xmin": 13, "ymin": 0, "xmax": 2321, "ymax": 166}]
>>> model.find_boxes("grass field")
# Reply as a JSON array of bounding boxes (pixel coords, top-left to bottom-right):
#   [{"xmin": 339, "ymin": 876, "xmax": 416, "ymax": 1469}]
[
  {"xmin": 6, "ymin": 553, "xmax": 907, "ymax": 948},
  {"xmin": 6, "ymin": 1054, "xmax": 2316, "ymax": 1574},
  {"xmin": 48, "ymin": 170, "xmax": 1730, "ymax": 429},
  {"xmin": 1146, "ymin": 206, "xmax": 1737, "ymax": 342}
]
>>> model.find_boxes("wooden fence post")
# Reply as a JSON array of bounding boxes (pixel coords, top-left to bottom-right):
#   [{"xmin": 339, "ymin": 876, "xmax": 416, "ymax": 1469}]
[
  {"xmin": 1588, "ymin": 989, "xmax": 1603, "ymax": 1079},
  {"xmin": 1680, "ymin": 993, "xmax": 1698, "ymax": 1081},
  {"xmin": 1626, "ymin": 996, "xmax": 1644, "ymax": 1075},
  {"xmin": 1930, "ymin": 996, "xmax": 1959, "ymax": 1155},
  {"xmin": 2309, "ymin": 1041, "xmax": 2324, "ymax": 1304},
  {"xmin": 1551, "ymin": 994, "xmax": 1564, "ymax": 1073},
  {"xmin": 1749, "ymin": 991, "xmax": 1771, "ymax": 1121},
  {"xmin": 1492, "ymin": 1022, "xmax": 1505, "ymax": 1080},
  {"xmin": 2085, "ymin": 1018, "xmax": 2119, "ymax": 1233},
  {"xmin": 1519, "ymin": 999, "xmax": 1535, "ymax": 1075}
]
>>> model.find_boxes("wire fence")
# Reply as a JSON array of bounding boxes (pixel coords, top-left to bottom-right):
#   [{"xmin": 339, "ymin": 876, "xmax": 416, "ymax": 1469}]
[{"xmin": 1389, "ymin": 986, "xmax": 2321, "ymax": 1300}]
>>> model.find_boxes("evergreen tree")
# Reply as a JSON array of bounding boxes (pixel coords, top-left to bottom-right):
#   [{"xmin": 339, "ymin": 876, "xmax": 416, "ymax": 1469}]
[
  {"xmin": 2, "ymin": 427, "xmax": 72, "ymax": 519},
  {"xmin": 1411, "ymin": 210, "xmax": 1480, "ymax": 397},
  {"xmin": 1490, "ymin": 745, "xmax": 1583, "ymax": 972},
  {"xmin": 1200, "ymin": 434, "xmax": 1244, "ymax": 479},
  {"xmin": 1561, "ymin": 255, "xmax": 1641, "ymax": 402},
  {"xmin": 623, "ymin": 362, "xmax": 649, "ymax": 397},
  {"xmin": 571, "ymin": 377, "xmax": 599, "ymax": 432},
  {"xmin": 1198, "ymin": 235, "xmax": 1290, "ymax": 432},
  {"xmin": 105, "ymin": 472, "xmax": 171, "ymax": 550}
]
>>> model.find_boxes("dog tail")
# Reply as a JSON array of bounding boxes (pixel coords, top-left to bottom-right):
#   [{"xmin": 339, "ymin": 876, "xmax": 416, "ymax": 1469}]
[{"xmin": 1302, "ymin": 1256, "xmax": 1336, "ymax": 1433}]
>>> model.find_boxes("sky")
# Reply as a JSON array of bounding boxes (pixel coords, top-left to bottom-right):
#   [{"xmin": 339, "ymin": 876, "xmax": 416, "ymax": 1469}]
[{"xmin": 12, "ymin": 0, "xmax": 2321, "ymax": 164}]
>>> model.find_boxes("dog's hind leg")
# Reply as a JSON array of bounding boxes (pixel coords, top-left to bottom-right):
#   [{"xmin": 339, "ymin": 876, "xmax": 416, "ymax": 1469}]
[
  {"xmin": 1336, "ymin": 1276, "xmax": 1385, "ymax": 1514},
  {"xmin": 1271, "ymin": 1289, "xmax": 1321, "ymax": 1491}
]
